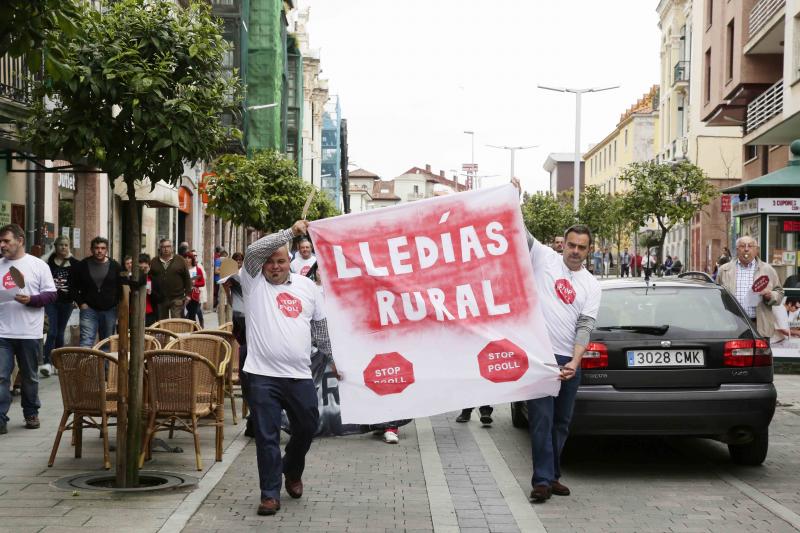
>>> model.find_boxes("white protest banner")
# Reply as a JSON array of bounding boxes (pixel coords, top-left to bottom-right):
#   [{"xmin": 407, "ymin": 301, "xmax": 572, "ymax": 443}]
[{"xmin": 308, "ymin": 184, "xmax": 559, "ymax": 424}]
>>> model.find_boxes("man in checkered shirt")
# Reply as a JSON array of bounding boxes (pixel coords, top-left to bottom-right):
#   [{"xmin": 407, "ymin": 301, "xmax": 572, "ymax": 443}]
[{"xmin": 717, "ymin": 236, "xmax": 782, "ymax": 337}]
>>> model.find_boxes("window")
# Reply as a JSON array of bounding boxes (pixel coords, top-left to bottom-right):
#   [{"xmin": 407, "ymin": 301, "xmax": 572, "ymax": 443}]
[
  {"xmin": 706, "ymin": 0, "xmax": 714, "ymax": 29},
  {"xmin": 704, "ymin": 48, "xmax": 712, "ymax": 103},
  {"xmin": 624, "ymin": 129, "xmax": 628, "ymax": 147},
  {"xmin": 413, "ymin": 185, "xmax": 419, "ymax": 194},
  {"xmin": 744, "ymin": 144, "xmax": 758, "ymax": 162},
  {"xmin": 726, "ymin": 21, "xmax": 734, "ymax": 81},
  {"xmin": 613, "ymin": 140, "xmax": 617, "ymax": 164}
]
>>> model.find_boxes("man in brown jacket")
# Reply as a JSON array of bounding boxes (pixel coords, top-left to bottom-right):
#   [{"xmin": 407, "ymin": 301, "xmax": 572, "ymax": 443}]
[
  {"xmin": 149, "ymin": 238, "xmax": 191, "ymax": 319},
  {"xmin": 717, "ymin": 236, "xmax": 783, "ymax": 338}
]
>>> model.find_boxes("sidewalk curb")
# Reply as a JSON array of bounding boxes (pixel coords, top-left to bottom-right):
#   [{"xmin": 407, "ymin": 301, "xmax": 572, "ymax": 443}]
[{"xmin": 158, "ymin": 423, "xmax": 249, "ymax": 533}]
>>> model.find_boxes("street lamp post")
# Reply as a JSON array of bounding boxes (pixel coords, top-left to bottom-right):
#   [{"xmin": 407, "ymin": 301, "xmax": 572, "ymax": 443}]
[
  {"xmin": 538, "ymin": 84, "xmax": 619, "ymax": 211},
  {"xmin": 486, "ymin": 144, "xmax": 538, "ymax": 182}
]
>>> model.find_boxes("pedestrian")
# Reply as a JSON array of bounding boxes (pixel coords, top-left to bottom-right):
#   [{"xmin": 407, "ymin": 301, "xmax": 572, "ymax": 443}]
[
  {"xmin": 149, "ymin": 238, "xmax": 191, "ymax": 320},
  {"xmin": 42, "ymin": 235, "xmax": 76, "ymax": 377},
  {"xmin": 240, "ymin": 221, "xmax": 338, "ymax": 516},
  {"xmin": 290, "ymin": 238, "xmax": 316, "ymax": 276},
  {"xmin": 620, "ymin": 248, "xmax": 630, "ymax": 278},
  {"xmin": 663, "ymin": 255, "xmax": 674, "ymax": 275},
  {"xmin": 456, "ymin": 405, "xmax": 493, "ymax": 426},
  {"xmin": 371, "ymin": 419, "xmax": 411, "ymax": 444},
  {"xmin": 721, "ymin": 246, "xmax": 732, "ymax": 261},
  {"xmin": 602, "ymin": 247, "xmax": 613, "ymax": 278},
  {"xmin": 178, "ymin": 241, "xmax": 190, "ymax": 259},
  {"xmin": 551, "ymin": 236, "xmax": 564, "ymax": 255},
  {"xmin": 123, "ymin": 255, "xmax": 133, "ymax": 275},
  {"xmin": 185, "ymin": 251, "xmax": 206, "ymax": 328},
  {"xmin": 0, "ymin": 223, "xmax": 57, "ymax": 434},
  {"xmin": 592, "ymin": 247, "xmax": 603, "ymax": 276},
  {"xmin": 213, "ymin": 246, "xmax": 222, "ymax": 309},
  {"xmin": 523, "ymin": 219, "xmax": 602, "ymax": 504},
  {"xmin": 672, "ymin": 257, "xmax": 683, "ymax": 275},
  {"xmin": 138, "ymin": 254, "xmax": 158, "ymax": 327},
  {"xmin": 634, "ymin": 252, "xmax": 643, "ymax": 276},
  {"xmin": 717, "ymin": 236, "xmax": 783, "ymax": 338},
  {"xmin": 73, "ymin": 237, "xmax": 124, "ymax": 347}
]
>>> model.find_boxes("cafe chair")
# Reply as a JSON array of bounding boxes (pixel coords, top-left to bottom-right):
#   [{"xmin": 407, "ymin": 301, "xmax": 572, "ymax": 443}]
[{"xmin": 152, "ymin": 318, "xmax": 201, "ymax": 335}]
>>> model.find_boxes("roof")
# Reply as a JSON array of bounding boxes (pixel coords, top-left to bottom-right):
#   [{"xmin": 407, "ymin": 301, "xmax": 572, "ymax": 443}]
[
  {"xmin": 371, "ymin": 180, "xmax": 401, "ymax": 201},
  {"xmin": 543, "ymin": 153, "xmax": 580, "ymax": 172},
  {"xmin": 722, "ymin": 156, "xmax": 800, "ymax": 197},
  {"xmin": 402, "ymin": 166, "xmax": 468, "ymax": 192},
  {"xmin": 349, "ymin": 168, "xmax": 380, "ymax": 178}
]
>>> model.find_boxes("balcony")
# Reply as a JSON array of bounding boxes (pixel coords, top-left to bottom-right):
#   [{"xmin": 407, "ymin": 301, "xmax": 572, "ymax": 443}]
[
  {"xmin": 672, "ymin": 60, "xmax": 689, "ymax": 87},
  {"xmin": 746, "ymin": 79, "xmax": 782, "ymax": 134},
  {"xmin": 749, "ymin": 0, "xmax": 785, "ymax": 40},
  {"xmin": 0, "ymin": 52, "xmax": 32, "ymax": 107}
]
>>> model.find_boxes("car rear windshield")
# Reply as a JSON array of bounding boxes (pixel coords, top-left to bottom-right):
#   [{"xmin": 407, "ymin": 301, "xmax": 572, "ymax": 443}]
[{"xmin": 596, "ymin": 286, "xmax": 752, "ymax": 336}]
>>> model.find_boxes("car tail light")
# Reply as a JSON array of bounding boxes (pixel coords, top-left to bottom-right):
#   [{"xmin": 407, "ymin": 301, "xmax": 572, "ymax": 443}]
[
  {"xmin": 582, "ymin": 342, "xmax": 608, "ymax": 369},
  {"xmin": 723, "ymin": 339, "xmax": 772, "ymax": 367},
  {"xmin": 754, "ymin": 339, "xmax": 772, "ymax": 367}
]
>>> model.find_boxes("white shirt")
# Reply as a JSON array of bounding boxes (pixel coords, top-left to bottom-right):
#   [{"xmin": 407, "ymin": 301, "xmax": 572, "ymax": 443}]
[
  {"xmin": 771, "ymin": 303, "xmax": 791, "ymax": 345},
  {"xmin": 290, "ymin": 255, "xmax": 317, "ymax": 277},
  {"xmin": 0, "ymin": 254, "xmax": 56, "ymax": 339},
  {"xmin": 241, "ymin": 271, "xmax": 325, "ymax": 378},
  {"xmin": 530, "ymin": 238, "xmax": 602, "ymax": 356}
]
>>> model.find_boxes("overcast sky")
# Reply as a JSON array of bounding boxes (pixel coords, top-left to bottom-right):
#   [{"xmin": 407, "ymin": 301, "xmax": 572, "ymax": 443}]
[{"xmin": 304, "ymin": 0, "xmax": 661, "ymax": 193}]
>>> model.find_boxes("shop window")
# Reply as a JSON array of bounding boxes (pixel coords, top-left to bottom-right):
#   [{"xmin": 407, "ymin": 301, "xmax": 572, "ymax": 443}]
[{"xmin": 767, "ymin": 215, "xmax": 799, "ymax": 284}]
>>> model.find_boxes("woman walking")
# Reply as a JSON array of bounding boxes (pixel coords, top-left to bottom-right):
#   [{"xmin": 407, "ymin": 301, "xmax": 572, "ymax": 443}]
[
  {"xmin": 185, "ymin": 251, "xmax": 206, "ymax": 327},
  {"xmin": 42, "ymin": 236, "xmax": 75, "ymax": 377}
]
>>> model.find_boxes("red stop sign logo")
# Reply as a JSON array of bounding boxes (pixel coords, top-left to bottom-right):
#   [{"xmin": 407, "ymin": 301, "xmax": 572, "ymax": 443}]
[
  {"xmin": 276, "ymin": 292, "xmax": 302, "ymax": 318},
  {"xmin": 363, "ymin": 352, "xmax": 415, "ymax": 396},
  {"xmin": 554, "ymin": 278, "xmax": 576, "ymax": 304},
  {"xmin": 477, "ymin": 339, "xmax": 529, "ymax": 383},
  {"xmin": 2, "ymin": 271, "xmax": 15, "ymax": 290}
]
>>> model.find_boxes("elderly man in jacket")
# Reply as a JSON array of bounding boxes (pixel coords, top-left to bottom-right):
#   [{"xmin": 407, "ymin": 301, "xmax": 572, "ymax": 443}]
[{"xmin": 717, "ymin": 236, "xmax": 783, "ymax": 338}]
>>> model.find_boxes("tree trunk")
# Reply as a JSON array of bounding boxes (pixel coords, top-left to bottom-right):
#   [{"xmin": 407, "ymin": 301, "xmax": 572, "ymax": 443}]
[
  {"xmin": 115, "ymin": 281, "xmax": 130, "ymax": 487},
  {"xmin": 122, "ymin": 179, "xmax": 145, "ymax": 487}
]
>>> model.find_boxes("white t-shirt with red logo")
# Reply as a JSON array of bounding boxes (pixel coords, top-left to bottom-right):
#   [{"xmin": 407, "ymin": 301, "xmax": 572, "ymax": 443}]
[
  {"xmin": 290, "ymin": 255, "xmax": 316, "ymax": 277},
  {"xmin": 240, "ymin": 271, "xmax": 325, "ymax": 379},
  {"xmin": 0, "ymin": 254, "xmax": 57, "ymax": 339},
  {"xmin": 530, "ymin": 237, "xmax": 601, "ymax": 356}
]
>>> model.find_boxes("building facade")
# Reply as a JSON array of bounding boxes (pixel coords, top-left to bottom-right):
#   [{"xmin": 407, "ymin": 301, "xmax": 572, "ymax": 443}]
[{"xmin": 543, "ymin": 153, "xmax": 585, "ymax": 197}]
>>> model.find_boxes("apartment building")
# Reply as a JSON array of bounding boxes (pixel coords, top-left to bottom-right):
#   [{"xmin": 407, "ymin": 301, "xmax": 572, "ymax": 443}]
[
  {"xmin": 542, "ymin": 153, "xmax": 584, "ymax": 197},
  {"xmin": 583, "ymin": 86, "xmax": 659, "ymax": 196}
]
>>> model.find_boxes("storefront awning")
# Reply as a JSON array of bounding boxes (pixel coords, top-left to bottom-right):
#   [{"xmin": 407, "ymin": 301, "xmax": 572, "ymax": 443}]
[
  {"xmin": 723, "ymin": 141, "xmax": 800, "ymax": 198},
  {"xmin": 112, "ymin": 177, "xmax": 179, "ymax": 208}
]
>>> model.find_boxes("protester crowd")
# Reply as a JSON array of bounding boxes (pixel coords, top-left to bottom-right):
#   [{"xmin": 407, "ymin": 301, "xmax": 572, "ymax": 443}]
[{"xmin": 0, "ymin": 197, "xmax": 792, "ymax": 516}]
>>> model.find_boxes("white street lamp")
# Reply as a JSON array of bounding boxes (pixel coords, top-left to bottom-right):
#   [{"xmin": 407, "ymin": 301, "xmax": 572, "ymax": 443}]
[
  {"xmin": 246, "ymin": 103, "xmax": 279, "ymax": 110},
  {"xmin": 538, "ymin": 84, "xmax": 619, "ymax": 211},
  {"xmin": 486, "ymin": 144, "xmax": 538, "ymax": 182}
]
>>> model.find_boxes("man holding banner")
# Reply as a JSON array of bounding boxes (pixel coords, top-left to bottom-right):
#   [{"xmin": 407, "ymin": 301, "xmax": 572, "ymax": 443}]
[
  {"xmin": 240, "ymin": 220, "xmax": 335, "ymax": 517},
  {"xmin": 525, "ymin": 223, "xmax": 601, "ymax": 503}
]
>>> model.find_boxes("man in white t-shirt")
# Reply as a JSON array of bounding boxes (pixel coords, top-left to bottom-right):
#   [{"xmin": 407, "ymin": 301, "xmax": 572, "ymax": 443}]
[
  {"xmin": 241, "ymin": 220, "xmax": 336, "ymax": 517},
  {"xmin": 526, "ymin": 223, "xmax": 602, "ymax": 503},
  {"xmin": 290, "ymin": 238, "xmax": 316, "ymax": 277},
  {"xmin": 0, "ymin": 224, "xmax": 57, "ymax": 435}
]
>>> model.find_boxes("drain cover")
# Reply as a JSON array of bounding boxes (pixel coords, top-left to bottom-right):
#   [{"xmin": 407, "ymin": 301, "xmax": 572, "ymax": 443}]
[{"xmin": 53, "ymin": 471, "xmax": 198, "ymax": 493}]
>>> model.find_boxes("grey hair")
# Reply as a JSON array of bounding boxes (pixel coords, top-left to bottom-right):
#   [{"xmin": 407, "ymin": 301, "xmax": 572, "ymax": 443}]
[{"xmin": 736, "ymin": 235, "xmax": 758, "ymax": 247}]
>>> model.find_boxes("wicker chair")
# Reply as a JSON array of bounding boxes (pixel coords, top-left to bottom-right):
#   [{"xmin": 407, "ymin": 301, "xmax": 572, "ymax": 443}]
[
  {"xmin": 219, "ymin": 322, "xmax": 233, "ymax": 333},
  {"xmin": 195, "ymin": 329, "xmax": 239, "ymax": 424},
  {"xmin": 48, "ymin": 348, "xmax": 118, "ymax": 470},
  {"xmin": 93, "ymin": 335, "xmax": 160, "ymax": 398},
  {"xmin": 139, "ymin": 349, "xmax": 224, "ymax": 471},
  {"xmin": 152, "ymin": 318, "xmax": 201, "ymax": 335},
  {"xmin": 144, "ymin": 327, "xmax": 180, "ymax": 349},
  {"xmin": 164, "ymin": 334, "xmax": 231, "ymax": 438}
]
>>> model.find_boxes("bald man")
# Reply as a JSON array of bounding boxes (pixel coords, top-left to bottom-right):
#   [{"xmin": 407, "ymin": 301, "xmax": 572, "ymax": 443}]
[{"xmin": 717, "ymin": 236, "xmax": 783, "ymax": 338}]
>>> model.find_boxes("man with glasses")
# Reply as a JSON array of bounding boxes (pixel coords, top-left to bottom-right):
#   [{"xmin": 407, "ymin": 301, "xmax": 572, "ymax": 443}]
[
  {"xmin": 149, "ymin": 239, "xmax": 191, "ymax": 319},
  {"xmin": 717, "ymin": 236, "xmax": 783, "ymax": 338}
]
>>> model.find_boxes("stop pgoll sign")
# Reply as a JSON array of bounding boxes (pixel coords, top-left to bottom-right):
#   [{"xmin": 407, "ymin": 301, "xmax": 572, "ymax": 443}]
[
  {"xmin": 363, "ymin": 352, "xmax": 415, "ymax": 396},
  {"xmin": 477, "ymin": 339, "xmax": 529, "ymax": 383}
]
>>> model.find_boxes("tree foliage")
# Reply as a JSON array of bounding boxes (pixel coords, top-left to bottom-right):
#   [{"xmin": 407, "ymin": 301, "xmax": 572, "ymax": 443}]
[
  {"xmin": 21, "ymin": 0, "xmax": 241, "ymax": 187},
  {"xmin": 620, "ymin": 161, "xmax": 717, "ymax": 262},
  {"xmin": 0, "ymin": 0, "xmax": 80, "ymax": 73},
  {"xmin": 520, "ymin": 191, "xmax": 575, "ymax": 244},
  {"xmin": 207, "ymin": 150, "xmax": 340, "ymax": 234},
  {"xmin": 576, "ymin": 185, "xmax": 615, "ymax": 244}
]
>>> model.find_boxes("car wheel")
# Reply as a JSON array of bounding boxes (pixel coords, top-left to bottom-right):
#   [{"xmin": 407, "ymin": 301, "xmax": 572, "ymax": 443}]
[
  {"xmin": 510, "ymin": 401, "xmax": 528, "ymax": 429},
  {"xmin": 728, "ymin": 432, "xmax": 768, "ymax": 466}
]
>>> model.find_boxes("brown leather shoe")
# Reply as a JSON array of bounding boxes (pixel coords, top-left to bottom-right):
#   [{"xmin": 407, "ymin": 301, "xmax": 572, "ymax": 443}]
[
  {"xmin": 530, "ymin": 484, "xmax": 552, "ymax": 503},
  {"xmin": 552, "ymin": 480, "xmax": 570, "ymax": 496},
  {"xmin": 285, "ymin": 477, "xmax": 303, "ymax": 499},
  {"xmin": 257, "ymin": 498, "xmax": 280, "ymax": 516},
  {"xmin": 24, "ymin": 416, "xmax": 40, "ymax": 429}
]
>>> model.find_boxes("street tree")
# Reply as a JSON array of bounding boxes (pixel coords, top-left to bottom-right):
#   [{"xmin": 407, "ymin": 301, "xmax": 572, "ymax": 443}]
[
  {"xmin": 0, "ymin": 0, "xmax": 80, "ymax": 73},
  {"xmin": 207, "ymin": 150, "xmax": 339, "ymax": 237},
  {"xmin": 21, "ymin": 0, "xmax": 240, "ymax": 487},
  {"xmin": 619, "ymin": 161, "xmax": 717, "ymax": 264},
  {"xmin": 577, "ymin": 185, "xmax": 615, "ymax": 245},
  {"xmin": 605, "ymin": 192, "xmax": 639, "ymax": 266},
  {"xmin": 520, "ymin": 191, "xmax": 575, "ymax": 244}
]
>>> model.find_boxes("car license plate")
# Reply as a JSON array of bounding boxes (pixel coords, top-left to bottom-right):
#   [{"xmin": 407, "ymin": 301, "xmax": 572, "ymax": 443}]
[{"xmin": 626, "ymin": 349, "xmax": 705, "ymax": 367}]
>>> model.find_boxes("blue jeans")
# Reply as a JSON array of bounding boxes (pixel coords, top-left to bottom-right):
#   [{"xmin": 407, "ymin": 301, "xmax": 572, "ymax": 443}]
[
  {"xmin": 527, "ymin": 354, "xmax": 581, "ymax": 487},
  {"xmin": 44, "ymin": 302, "xmax": 73, "ymax": 365},
  {"xmin": 79, "ymin": 306, "xmax": 117, "ymax": 348},
  {"xmin": 246, "ymin": 373, "xmax": 318, "ymax": 500},
  {"xmin": 0, "ymin": 338, "xmax": 41, "ymax": 424}
]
